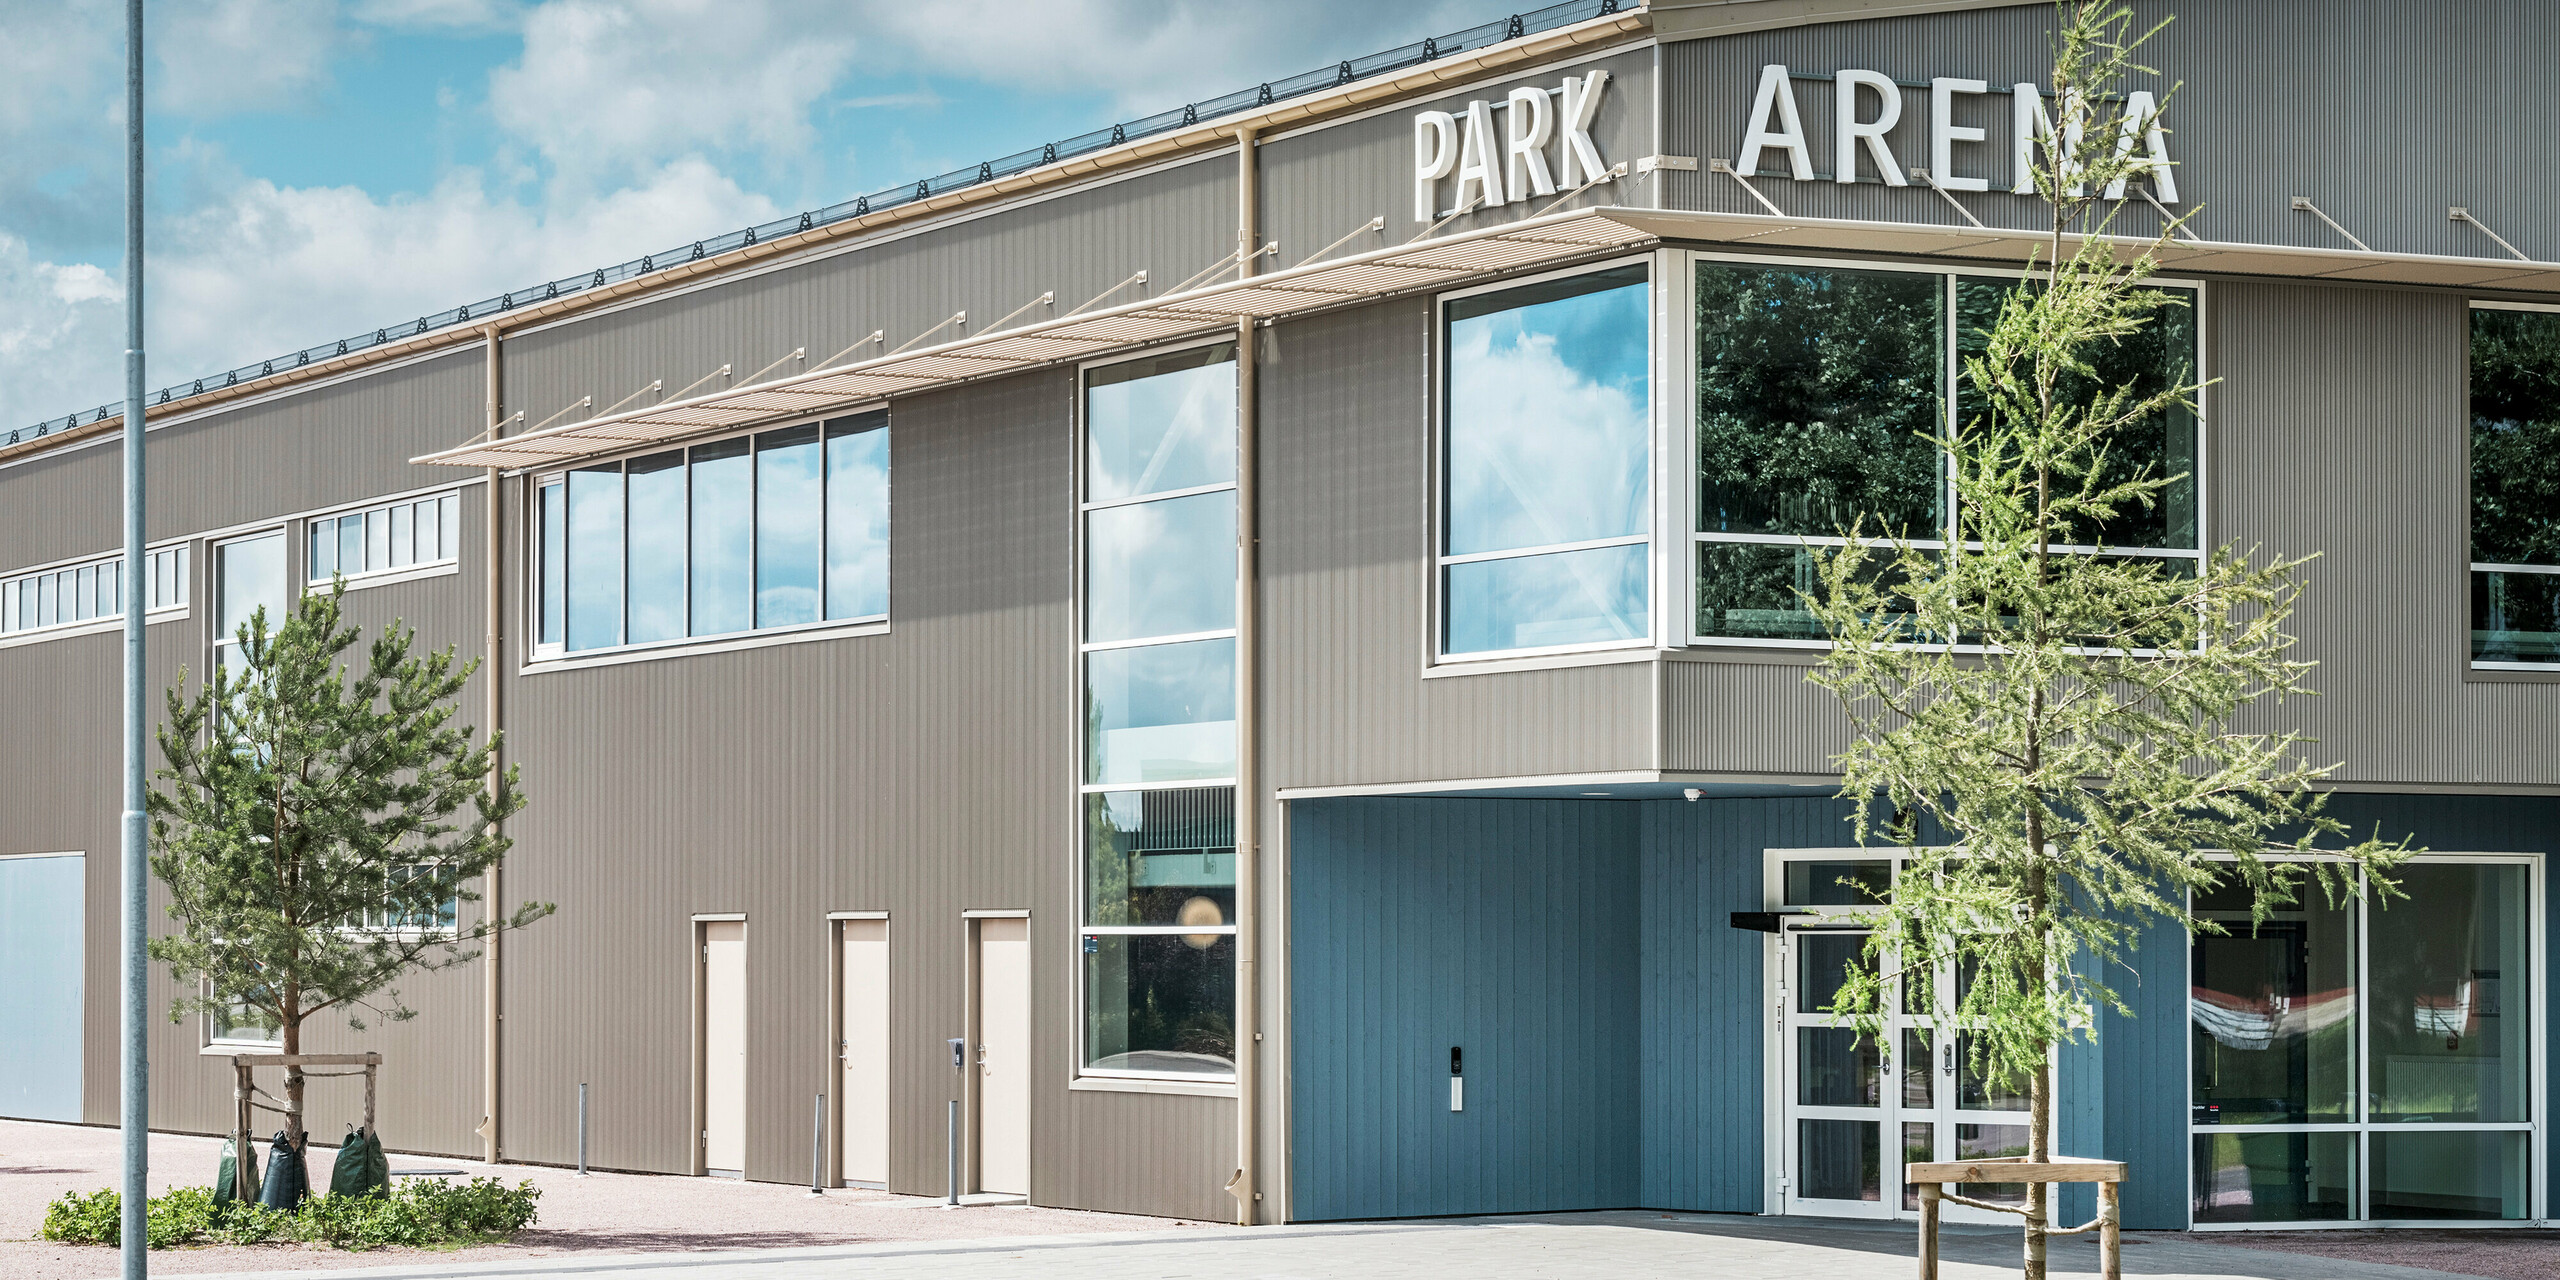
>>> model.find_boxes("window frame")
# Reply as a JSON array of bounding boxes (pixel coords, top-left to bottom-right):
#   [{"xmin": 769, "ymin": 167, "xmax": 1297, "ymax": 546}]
[
  {"xmin": 2182, "ymin": 851, "xmax": 2547, "ymax": 1230},
  {"xmin": 523, "ymin": 408, "xmax": 892, "ymax": 667},
  {"xmin": 2466, "ymin": 299, "xmax": 2560, "ymax": 674},
  {"xmin": 203, "ymin": 974, "xmax": 284, "ymax": 1050},
  {"xmin": 1680, "ymin": 248, "xmax": 2210, "ymax": 654},
  {"xmin": 1431, "ymin": 254, "xmax": 1660, "ymax": 665},
  {"xmin": 210, "ymin": 528, "xmax": 291, "ymax": 680},
  {"xmin": 0, "ymin": 541, "xmax": 190, "ymax": 647},
  {"xmin": 303, "ymin": 488, "xmax": 464, "ymax": 590},
  {"xmin": 1071, "ymin": 336, "xmax": 1242, "ymax": 1088}
]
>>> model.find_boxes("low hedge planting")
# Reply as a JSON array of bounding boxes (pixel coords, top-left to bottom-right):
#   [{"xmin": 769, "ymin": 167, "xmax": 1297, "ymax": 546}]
[{"xmin": 40, "ymin": 1178, "xmax": 539, "ymax": 1251}]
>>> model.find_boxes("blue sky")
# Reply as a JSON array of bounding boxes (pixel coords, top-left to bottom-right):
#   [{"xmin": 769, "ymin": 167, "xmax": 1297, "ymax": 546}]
[{"xmin": 0, "ymin": 0, "xmax": 1491, "ymax": 432}]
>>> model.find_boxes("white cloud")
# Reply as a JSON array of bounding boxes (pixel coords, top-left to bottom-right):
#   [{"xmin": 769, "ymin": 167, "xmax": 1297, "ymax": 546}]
[
  {"xmin": 488, "ymin": 0, "xmax": 859, "ymax": 188},
  {"xmin": 842, "ymin": 0, "xmax": 1483, "ymax": 116},
  {"xmin": 348, "ymin": 0, "xmax": 523, "ymax": 30},
  {"xmin": 0, "ymin": 157, "xmax": 778, "ymax": 429},
  {"xmin": 156, "ymin": 0, "xmax": 351, "ymax": 117}
]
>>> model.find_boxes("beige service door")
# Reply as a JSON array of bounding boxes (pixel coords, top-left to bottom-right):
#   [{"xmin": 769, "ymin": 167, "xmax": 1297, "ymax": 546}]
[
  {"xmin": 974, "ymin": 916, "xmax": 1031, "ymax": 1196},
  {"xmin": 839, "ymin": 918, "xmax": 890, "ymax": 1186},
  {"xmin": 702, "ymin": 920, "xmax": 747, "ymax": 1175}
]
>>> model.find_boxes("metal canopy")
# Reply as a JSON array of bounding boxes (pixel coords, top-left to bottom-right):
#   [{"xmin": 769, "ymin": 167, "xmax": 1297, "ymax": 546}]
[
  {"xmin": 412, "ymin": 208, "xmax": 1656, "ymax": 470},
  {"xmin": 415, "ymin": 200, "xmax": 2560, "ymax": 472}
]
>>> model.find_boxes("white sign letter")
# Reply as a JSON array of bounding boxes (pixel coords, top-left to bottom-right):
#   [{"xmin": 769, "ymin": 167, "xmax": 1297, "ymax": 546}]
[
  {"xmin": 1835, "ymin": 70, "xmax": 1906, "ymax": 186},
  {"xmin": 2102, "ymin": 90, "xmax": 2177, "ymax": 203},
  {"xmin": 1556, "ymin": 69, "xmax": 1610, "ymax": 187},
  {"xmin": 1928, "ymin": 76, "xmax": 1990, "ymax": 192},
  {"xmin": 1504, "ymin": 86, "xmax": 1558, "ymax": 199},
  {"xmin": 2011, "ymin": 85, "xmax": 2085, "ymax": 197},
  {"xmin": 1452, "ymin": 99, "xmax": 1506, "ymax": 210},
  {"xmin": 1736, "ymin": 63, "xmax": 1813, "ymax": 181},
  {"xmin": 1414, "ymin": 110, "xmax": 1458, "ymax": 222}
]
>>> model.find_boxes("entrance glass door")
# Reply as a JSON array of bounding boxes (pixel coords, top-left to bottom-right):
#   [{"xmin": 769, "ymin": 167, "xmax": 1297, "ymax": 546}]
[{"xmin": 1774, "ymin": 853, "xmax": 2035, "ymax": 1222}]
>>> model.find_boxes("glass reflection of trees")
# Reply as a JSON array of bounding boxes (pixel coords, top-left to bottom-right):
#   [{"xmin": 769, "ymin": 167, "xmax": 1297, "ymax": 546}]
[{"xmin": 2470, "ymin": 308, "xmax": 2560, "ymax": 663}]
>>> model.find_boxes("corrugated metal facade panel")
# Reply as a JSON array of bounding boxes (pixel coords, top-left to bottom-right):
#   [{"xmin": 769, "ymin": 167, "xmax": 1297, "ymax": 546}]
[
  {"xmin": 1662, "ymin": 1, "xmax": 2560, "ymax": 259},
  {"xmin": 0, "ymin": 488, "xmax": 490, "ymax": 1155},
  {"xmin": 0, "ymin": 351, "xmax": 484, "ymax": 573},
  {"xmin": 1260, "ymin": 298, "xmax": 1655, "ymax": 791},
  {"xmin": 1659, "ymin": 657, "xmax": 1849, "ymax": 778},
  {"xmin": 493, "ymin": 367, "xmax": 1233, "ymax": 1217},
  {"xmin": 500, "ymin": 161, "xmax": 1234, "ymax": 442},
  {"xmin": 1258, "ymin": 47, "xmax": 1655, "ymax": 266},
  {"xmin": 2213, "ymin": 282, "xmax": 2560, "ymax": 787},
  {"xmin": 1289, "ymin": 797, "xmax": 1642, "ymax": 1220}
]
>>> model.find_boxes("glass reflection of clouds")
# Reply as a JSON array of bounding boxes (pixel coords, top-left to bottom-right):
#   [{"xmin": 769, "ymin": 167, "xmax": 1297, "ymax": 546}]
[
  {"xmin": 1086, "ymin": 344, "xmax": 1237, "ymax": 503},
  {"xmin": 1086, "ymin": 491, "xmax": 1237, "ymax": 643},
  {"xmin": 537, "ymin": 414, "xmax": 890, "ymax": 656},
  {"xmin": 825, "ymin": 421, "xmax": 890, "ymax": 621},
  {"xmin": 1085, "ymin": 637, "xmax": 1237, "ymax": 785},
  {"xmin": 1441, "ymin": 265, "xmax": 1651, "ymax": 656}
]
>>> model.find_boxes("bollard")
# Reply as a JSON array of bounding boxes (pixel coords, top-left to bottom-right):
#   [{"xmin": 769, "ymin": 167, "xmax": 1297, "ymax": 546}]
[
  {"xmin": 946, "ymin": 1099, "xmax": 960, "ymax": 1206},
  {"xmin": 576, "ymin": 1083, "xmax": 589, "ymax": 1176},
  {"xmin": 808, "ymin": 1093, "xmax": 826, "ymax": 1196}
]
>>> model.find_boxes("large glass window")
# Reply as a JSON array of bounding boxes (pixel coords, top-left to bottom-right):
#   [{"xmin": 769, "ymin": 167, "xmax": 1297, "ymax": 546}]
[
  {"xmin": 2470, "ymin": 305, "xmax": 2560, "ymax": 665},
  {"xmin": 1441, "ymin": 264, "xmax": 1651, "ymax": 656},
  {"xmin": 1079, "ymin": 344, "xmax": 1239, "ymax": 1081},
  {"xmin": 1694, "ymin": 259, "xmax": 2200, "ymax": 642},
  {"xmin": 534, "ymin": 411, "xmax": 888, "ymax": 657},
  {"xmin": 2190, "ymin": 857, "xmax": 2538, "ymax": 1225}
]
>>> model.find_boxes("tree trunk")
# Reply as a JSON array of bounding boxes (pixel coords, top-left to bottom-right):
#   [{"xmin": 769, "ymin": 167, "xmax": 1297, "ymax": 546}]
[
  {"xmin": 281, "ymin": 983, "xmax": 306, "ymax": 1152},
  {"xmin": 2023, "ymin": 860, "xmax": 2052, "ymax": 1280}
]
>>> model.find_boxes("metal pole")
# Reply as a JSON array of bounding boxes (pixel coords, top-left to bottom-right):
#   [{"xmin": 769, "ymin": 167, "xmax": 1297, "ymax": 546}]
[
  {"xmin": 575, "ymin": 1084, "xmax": 588, "ymax": 1176},
  {"xmin": 808, "ymin": 1094, "xmax": 824, "ymax": 1195},
  {"xmin": 945, "ymin": 1100, "xmax": 958, "ymax": 1207},
  {"xmin": 118, "ymin": 0, "xmax": 150, "ymax": 1274}
]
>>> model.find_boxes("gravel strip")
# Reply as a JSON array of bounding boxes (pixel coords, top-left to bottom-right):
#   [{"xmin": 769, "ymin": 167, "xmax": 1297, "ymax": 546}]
[{"xmin": 2184, "ymin": 1228, "xmax": 2553, "ymax": 1280}]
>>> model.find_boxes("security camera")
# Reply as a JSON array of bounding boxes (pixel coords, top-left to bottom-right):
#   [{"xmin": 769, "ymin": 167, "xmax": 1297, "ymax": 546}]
[{"xmin": 1682, "ymin": 788, "xmax": 1702, "ymax": 802}]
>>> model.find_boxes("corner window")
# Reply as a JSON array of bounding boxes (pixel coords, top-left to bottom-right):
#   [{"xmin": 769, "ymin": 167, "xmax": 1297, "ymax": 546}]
[
  {"xmin": 532, "ymin": 411, "xmax": 889, "ymax": 658},
  {"xmin": 308, "ymin": 492, "xmax": 460, "ymax": 584},
  {"xmin": 1079, "ymin": 343, "xmax": 1238, "ymax": 1082},
  {"xmin": 0, "ymin": 545, "xmax": 186, "ymax": 638},
  {"xmin": 1440, "ymin": 263, "xmax": 1652, "ymax": 657},
  {"xmin": 2469, "ymin": 304, "xmax": 2560, "ymax": 666},
  {"xmin": 1693, "ymin": 259, "xmax": 2199, "ymax": 644}
]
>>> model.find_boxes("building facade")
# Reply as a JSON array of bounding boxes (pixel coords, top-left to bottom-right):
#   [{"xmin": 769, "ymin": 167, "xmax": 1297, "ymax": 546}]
[{"xmin": 1, "ymin": 0, "xmax": 2556, "ymax": 1233}]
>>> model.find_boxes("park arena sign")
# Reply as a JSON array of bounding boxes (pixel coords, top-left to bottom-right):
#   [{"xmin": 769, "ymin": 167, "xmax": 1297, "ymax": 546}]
[
  {"xmin": 1411, "ymin": 70, "xmax": 1614, "ymax": 223},
  {"xmin": 1736, "ymin": 63, "xmax": 2176, "ymax": 201}
]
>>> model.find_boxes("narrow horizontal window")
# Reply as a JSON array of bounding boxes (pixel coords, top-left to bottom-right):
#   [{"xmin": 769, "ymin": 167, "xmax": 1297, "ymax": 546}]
[
  {"xmin": 2, "ymin": 546, "xmax": 190, "ymax": 638},
  {"xmin": 306, "ymin": 492, "xmax": 463, "ymax": 585}
]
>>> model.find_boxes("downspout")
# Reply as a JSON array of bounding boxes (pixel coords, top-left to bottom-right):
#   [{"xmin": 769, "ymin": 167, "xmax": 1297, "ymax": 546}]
[
  {"xmin": 1228, "ymin": 123, "xmax": 1263, "ymax": 1227},
  {"xmin": 480, "ymin": 324, "xmax": 505, "ymax": 1165}
]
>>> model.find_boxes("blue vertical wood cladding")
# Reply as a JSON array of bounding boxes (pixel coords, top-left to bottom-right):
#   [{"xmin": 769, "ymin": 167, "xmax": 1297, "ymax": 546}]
[
  {"xmin": 1639, "ymin": 794, "xmax": 1866, "ymax": 1211},
  {"xmin": 2099, "ymin": 911, "xmax": 2189, "ymax": 1230},
  {"xmin": 1290, "ymin": 797, "xmax": 1642, "ymax": 1220}
]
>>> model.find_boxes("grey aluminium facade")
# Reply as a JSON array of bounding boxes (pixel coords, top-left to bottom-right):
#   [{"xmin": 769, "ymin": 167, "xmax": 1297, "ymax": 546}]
[{"xmin": 0, "ymin": 0, "xmax": 2555, "ymax": 1234}]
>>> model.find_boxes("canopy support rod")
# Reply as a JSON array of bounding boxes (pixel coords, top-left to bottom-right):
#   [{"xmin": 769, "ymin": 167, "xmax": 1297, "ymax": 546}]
[
  {"xmin": 1530, "ymin": 161, "xmax": 1629, "ymax": 219},
  {"xmin": 527, "ymin": 395, "xmax": 592, "ymax": 434},
  {"xmin": 1407, "ymin": 193, "xmax": 1485, "ymax": 245},
  {"xmin": 1908, "ymin": 167, "xmax": 1987, "ymax": 230},
  {"xmin": 889, "ymin": 312, "xmax": 967, "ymax": 356},
  {"xmin": 814, "ymin": 331, "xmax": 885, "ymax": 372},
  {"xmin": 1707, "ymin": 159, "xmax": 1786, "ymax": 217},
  {"xmin": 2451, "ymin": 206, "xmax": 2531, "ymax": 262},
  {"xmin": 1291, "ymin": 216, "xmax": 1385, "ymax": 270},
  {"xmin": 982, "ymin": 292, "xmax": 1056, "ymax": 335},
  {"xmin": 670, "ymin": 363, "xmax": 733, "ymax": 401},
  {"xmin": 1170, "ymin": 245, "xmax": 1275, "ymax": 296},
  {"xmin": 1065, "ymin": 273, "xmax": 1148, "ymax": 318},
  {"xmin": 596, "ymin": 379, "xmax": 663, "ymax": 419},
  {"xmin": 2291, "ymin": 197, "xmax": 2371, "ymax": 252},
  {"xmin": 2139, "ymin": 187, "xmax": 2200, "ymax": 244},
  {"xmin": 742, "ymin": 346, "xmax": 807, "ymax": 386}
]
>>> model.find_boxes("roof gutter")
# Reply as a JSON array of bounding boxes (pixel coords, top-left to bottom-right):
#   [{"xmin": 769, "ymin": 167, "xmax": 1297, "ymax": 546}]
[{"xmin": 0, "ymin": 7, "xmax": 1649, "ymax": 471}]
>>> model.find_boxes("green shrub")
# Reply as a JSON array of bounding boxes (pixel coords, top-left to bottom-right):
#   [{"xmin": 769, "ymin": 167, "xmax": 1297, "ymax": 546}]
[{"xmin": 37, "ymin": 1178, "xmax": 539, "ymax": 1251}]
